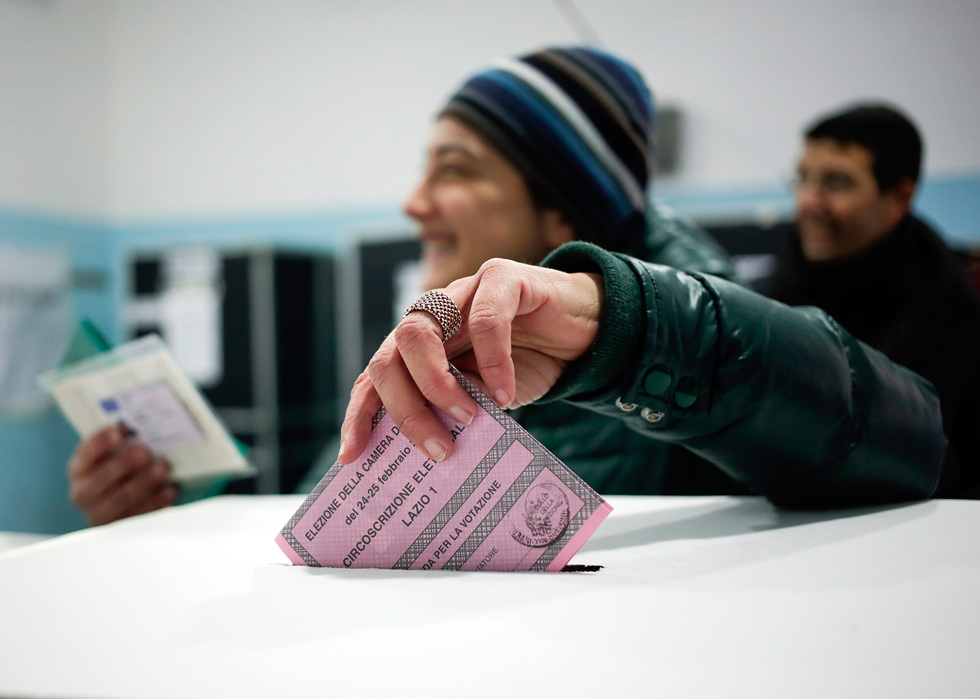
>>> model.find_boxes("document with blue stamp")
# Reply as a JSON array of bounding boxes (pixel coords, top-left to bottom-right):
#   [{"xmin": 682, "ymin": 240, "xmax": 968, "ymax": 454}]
[{"xmin": 40, "ymin": 335, "xmax": 251, "ymax": 484}]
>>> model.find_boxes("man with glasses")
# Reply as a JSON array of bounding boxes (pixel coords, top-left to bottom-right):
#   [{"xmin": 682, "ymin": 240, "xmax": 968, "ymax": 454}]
[{"xmin": 767, "ymin": 104, "xmax": 980, "ymax": 497}]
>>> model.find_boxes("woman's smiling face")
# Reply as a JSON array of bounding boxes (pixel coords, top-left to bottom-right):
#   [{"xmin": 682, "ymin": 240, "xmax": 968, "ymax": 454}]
[{"xmin": 403, "ymin": 118, "xmax": 572, "ymax": 291}]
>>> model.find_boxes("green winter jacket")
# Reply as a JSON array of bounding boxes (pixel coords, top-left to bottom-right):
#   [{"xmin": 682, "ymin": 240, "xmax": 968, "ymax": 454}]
[
  {"xmin": 512, "ymin": 203, "xmax": 744, "ymax": 496},
  {"xmin": 527, "ymin": 206, "xmax": 945, "ymax": 508}
]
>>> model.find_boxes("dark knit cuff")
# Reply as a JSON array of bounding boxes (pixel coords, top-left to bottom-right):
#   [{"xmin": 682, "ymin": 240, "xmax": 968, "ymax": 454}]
[{"xmin": 537, "ymin": 242, "xmax": 645, "ymax": 402}]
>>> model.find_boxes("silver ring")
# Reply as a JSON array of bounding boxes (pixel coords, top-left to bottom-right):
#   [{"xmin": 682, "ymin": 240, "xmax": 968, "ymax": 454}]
[{"xmin": 403, "ymin": 290, "xmax": 462, "ymax": 342}]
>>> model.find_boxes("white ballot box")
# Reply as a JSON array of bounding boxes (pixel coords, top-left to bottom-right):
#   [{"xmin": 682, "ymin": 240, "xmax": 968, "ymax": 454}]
[{"xmin": 0, "ymin": 495, "xmax": 977, "ymax": 699}]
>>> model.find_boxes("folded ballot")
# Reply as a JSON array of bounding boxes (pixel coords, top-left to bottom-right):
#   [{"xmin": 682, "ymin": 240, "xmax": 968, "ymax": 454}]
[
  {"xmin": 40, "ymin": 333, "xmax": 253, "ymax": 484},
  {"xmin": 276, "ymin": 369, "xmax": 612, "ymax": 572}
]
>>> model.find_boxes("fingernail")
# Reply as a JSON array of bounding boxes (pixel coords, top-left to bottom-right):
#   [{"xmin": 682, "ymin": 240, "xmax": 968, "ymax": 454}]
[
  {"xmin": 424, "ymin": 439, "xmax": 448, "ymax": 462},
  {"xmin": 338, "ymin": 438, "xmax": 348, "ymax": 458},
  {"xmin": 494, "ymin": 389, "xmax": 510, "ymax": 407},
  {"xmin": 448, "ymin": 406, "xmax": 475, "ymax": 425},
  {"xmin": 153, "ymin": 461, "xmax": 168, "ymax": 479}
]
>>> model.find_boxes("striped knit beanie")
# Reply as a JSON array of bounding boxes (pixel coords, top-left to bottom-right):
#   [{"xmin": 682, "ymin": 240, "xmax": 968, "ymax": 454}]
[{"xmin": 440, "ymin": 46, "xmax": 655, "ymax": 255}]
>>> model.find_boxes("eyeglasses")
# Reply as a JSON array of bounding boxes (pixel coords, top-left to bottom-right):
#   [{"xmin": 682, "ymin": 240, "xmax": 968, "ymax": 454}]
[{"xmin": 788, "ymin": 172, "xmax": 858, "ymax": 195}]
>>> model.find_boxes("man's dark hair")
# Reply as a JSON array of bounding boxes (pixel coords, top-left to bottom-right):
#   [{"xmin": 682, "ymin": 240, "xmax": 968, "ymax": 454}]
[{"xmin": 805, "ymin": 103, "xmax": 923, "ymax": 192}]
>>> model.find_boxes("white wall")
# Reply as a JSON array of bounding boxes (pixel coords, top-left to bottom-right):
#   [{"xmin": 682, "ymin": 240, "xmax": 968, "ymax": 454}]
[
  {"xmin": 105, "ymin": 0, "xmax": 579, "ymax": 220},
  {"xmin": 0, "ymin": 0, "xmax": 111, "ymax": 217},
  {"xmin": 104, "ymin": 0, "xmax": 980, "ymax": 222},
  {"xmin": 1, "ymin": 0, "xmax": 977, "ymax": 221},
  {"xmin": 600, "ymin": 0, "xmax": 980, "ymax": 187}
]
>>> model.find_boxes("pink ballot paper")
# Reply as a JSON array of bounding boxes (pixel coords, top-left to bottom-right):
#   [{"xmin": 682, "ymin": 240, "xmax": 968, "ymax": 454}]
[{"xmin": 276, "ymin": 369, "xmax": 612, "ymax": 572}]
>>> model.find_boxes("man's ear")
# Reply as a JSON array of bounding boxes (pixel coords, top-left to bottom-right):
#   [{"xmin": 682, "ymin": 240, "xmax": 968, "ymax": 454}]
[
  {"xmin": 539, "ymin": 209, "xmax": 576, "ymax": 251},
  {"xmin": 883, "ymin": 177, "xmax": 917, "ymax": 227}
]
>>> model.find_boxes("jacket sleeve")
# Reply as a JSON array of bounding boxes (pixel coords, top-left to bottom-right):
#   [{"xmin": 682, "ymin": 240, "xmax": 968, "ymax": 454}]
[{"xmin": 541, "ymin": 242, "xmax": 946, "ymax": 509}]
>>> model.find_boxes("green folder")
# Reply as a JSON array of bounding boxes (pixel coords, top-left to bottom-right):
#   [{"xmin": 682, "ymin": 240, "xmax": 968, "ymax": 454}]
[{"xmin": 59, "ymin": 319, "xmax": 113, "ymax": 367}]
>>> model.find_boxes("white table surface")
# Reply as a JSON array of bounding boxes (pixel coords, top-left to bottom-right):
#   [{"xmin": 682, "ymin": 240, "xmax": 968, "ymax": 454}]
[
  {"xmin": 0, "ymin": 531, "xmax": 52, "ymax": 555},
  {"xmin": 0, "ymin": 494, "xmax": 977, "ymax": 699}
]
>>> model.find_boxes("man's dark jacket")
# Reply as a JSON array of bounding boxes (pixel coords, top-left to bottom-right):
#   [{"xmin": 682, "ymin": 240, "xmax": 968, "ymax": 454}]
[{"xmin": 767, "ymin": 214, "xmax": 980, "ymax": 498}]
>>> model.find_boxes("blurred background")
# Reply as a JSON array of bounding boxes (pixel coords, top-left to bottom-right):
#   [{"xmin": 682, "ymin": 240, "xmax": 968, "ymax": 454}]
[{"xmin": 1, "ymin": 0, "xmax": 978, "ymax": 534}]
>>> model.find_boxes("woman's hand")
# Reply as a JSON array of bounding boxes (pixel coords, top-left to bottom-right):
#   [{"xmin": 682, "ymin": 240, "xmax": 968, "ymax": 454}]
[{"xmin": 338, "ymin": 258, "xmax": 603, "ymax": 464}]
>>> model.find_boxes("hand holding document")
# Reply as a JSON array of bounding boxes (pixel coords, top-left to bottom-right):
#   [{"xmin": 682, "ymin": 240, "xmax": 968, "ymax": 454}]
[
  {"xmin": 41, "ymin": 333, "xmax": 251, "ymax": 484},
  {"xmin": 277, "ymin": 369, "xmax": 611, "ymax": 572}
]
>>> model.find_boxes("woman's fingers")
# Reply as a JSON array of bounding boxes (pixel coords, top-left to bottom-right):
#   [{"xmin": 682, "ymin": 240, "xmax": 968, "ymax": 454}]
[
  {"xmin": 395, "ymin": 310, "xmax": 478, "ymax": 425},
  {"xmin": 367, "ymin": 344, "xmax": 456, "ymax": 462},
  {"xmin": 340, "ymin": 336, "xmax": 466, "ymax": 464},
  {"xmin": 338, "ymin": 261, "xmax": 603, "ymax": 465},
  {"xmin": 338, "ymin": 373, "xmax": 383, "ymax": 463},
  {"xmin": 465, "ymin": 260, "xmax": 521, "ymax": 407},
  {"xmin": 341, "ymin": 279, "xmax": 484, "ymax": 464}
]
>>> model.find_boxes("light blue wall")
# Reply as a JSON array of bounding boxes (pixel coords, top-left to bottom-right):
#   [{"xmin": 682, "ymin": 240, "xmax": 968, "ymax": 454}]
[
  {"xmin": 915, "ymin": 176, "xmax": 980, "ymax": 248},
  {"xmin": 110, "ymin": 206, "xmax": 412, "ymax": 334},
  {"xmin": 0, "ymin": 212, "xmax": 114, "ymax": 534},
  {"xmin": 2, "ymin": 172, "xmax": 978, "ymax": 534},
  {"xmin": 110, "ymin": 207, "xmax": 409, "ymax": 269},
  {"xmin": 0, "ymin": 206, "xmax": 409, "ymax": 534},
  {"xmin": 657, "ymin": 173, "xmax": 980, "ymax": 247}
]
